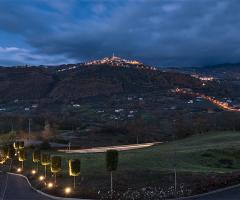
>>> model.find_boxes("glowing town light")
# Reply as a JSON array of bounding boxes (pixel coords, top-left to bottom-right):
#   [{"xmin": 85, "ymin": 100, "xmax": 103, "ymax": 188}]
[
  {"xmin": 31, "ymin": 169, "xmax": 37, "ymax": 175},
  {"xmin": 39, "ymin": 175, "xmax": 45, "ymax": 181},
  {"xmin": 47, "ymin": 182, "xmax": 53, "ymax": 188},
  {"xmin": 17, "ymin": 168, "xmax": 22, "ymax": 172},
  {"xmin": 64, "ymin": 187, "xmax": 72, "ymax": 195}
]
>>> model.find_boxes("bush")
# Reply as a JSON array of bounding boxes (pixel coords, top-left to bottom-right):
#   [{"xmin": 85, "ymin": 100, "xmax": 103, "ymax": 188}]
[
  {"xmin": 2, "ymin": 145, "xmax": 9, "ymax": 158},
  {"xmin": 33, "ymin": 150, "xmax": 41, "ymax": 163},
  {"xmin": 51, "ymin": 156, "xmax": 62, "ymax": 173},
  {"xmin": 7, "ymin": 144, "xmax": 15, "ymax": 159},
  {"xmin": 69, "ymin": 159, "xmax": 81, "ymax": 176},
  {"xmin": 106, "ymin": 150, "xmax": 118, "ymax": 171},
  {"xmin": 41, "ymin": 153, "xmax": 50, "ymax": 166},
  {"xmin": 39, "ymin": 140, "xmax": 51, "ymax": 150},
  {"xmin": 13, "ymin": 141, "xmax": 24, "ymax": 150},
  {"xmin": 18, "ymin": 149, "xmax": 26, "ymax": 162}
]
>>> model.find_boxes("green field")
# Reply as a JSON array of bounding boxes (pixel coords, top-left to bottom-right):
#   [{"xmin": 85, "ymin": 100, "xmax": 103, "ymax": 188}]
[
  {"xmin": 5, "ymin": 131, "xmax": 240, "ymax": 198},
  {"xmin": 23, "ymin": 131, "xmax": 240, "ymax": 175},
  {"xmin": 48, "ymin": 131, "xmax": 240, "ymax": 175}
]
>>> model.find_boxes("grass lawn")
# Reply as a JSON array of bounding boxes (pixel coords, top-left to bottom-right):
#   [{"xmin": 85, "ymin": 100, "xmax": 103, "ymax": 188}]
[
  {"xmin": 4, "ymin": 131, "xmax": 240, "ymax": 198},
  {"xmin": 50, "ymin": 131, "xmax": 240, "ymax": 174}
]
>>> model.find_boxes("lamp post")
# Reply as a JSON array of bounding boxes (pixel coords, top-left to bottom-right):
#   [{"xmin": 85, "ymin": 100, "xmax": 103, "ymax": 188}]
[
  {"xmin": 172, "ymin": 119, "xmax": 177, "ymax": 198},
  {"xmin": 28, "ymin": 119, "xmax": 32, "ymax": 140},
  {"xmin": 68, "ymin": 142, "xmax": 71, "ymax": 153}
]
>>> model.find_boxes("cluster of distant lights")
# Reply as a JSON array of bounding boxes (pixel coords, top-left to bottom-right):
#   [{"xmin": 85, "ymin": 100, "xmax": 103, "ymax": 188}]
[
  {"xmin": 57, "ymin": 56, "xmax": 158, "ymax": 72},
  {"xmin": 191, "ymin": 74, "xmax": 214, "ymax": 81},
  {"xmin": 15, "ymin": 168, "xmax": 72, "ymax": 195},
  {"xmin": 86, "ymin": 56, "xmax": 140, "ymax": 65},
  {"xmin": 175, "ymin": 88, "xmax": 240, "ymax": 112}
]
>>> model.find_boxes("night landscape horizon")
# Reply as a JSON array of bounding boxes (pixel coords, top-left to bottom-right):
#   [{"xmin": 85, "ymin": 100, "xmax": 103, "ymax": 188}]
[{"xmin": 0, "ymin": 1, "xmax": 240, "ymax": 200}]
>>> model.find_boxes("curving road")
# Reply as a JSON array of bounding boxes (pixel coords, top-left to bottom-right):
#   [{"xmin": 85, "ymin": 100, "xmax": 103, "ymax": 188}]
[
  {"xmin": 0, "ymin": 172, "xmax": 52, "ymax": 200},
  {"xmin": 1, "ymin": 171, "xmax": 240, "ymax": 200}
]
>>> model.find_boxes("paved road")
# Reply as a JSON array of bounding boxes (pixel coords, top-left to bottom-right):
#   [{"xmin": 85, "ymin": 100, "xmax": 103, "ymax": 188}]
[
  {"xmin": 0, "ymin": 172, "xmax": 53, "ymax": 200},
  {"xmin": 186, "ymin": 185, "xmax": 240, "ymax": 200},
  {"xmin": 2, "ymin": 171, "xmax": 240, "ymax": 200},
  {"xmin": 59, "ymin": 142, "xmax": 161, "ymax": 153}
]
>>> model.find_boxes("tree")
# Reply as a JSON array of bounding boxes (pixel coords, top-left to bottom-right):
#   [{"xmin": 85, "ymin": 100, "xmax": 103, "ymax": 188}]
[
  {"xmin": 106, "ymin": 150, "xmax": 119, "ymax": 196},
  {"xmin": 0, "ymin": 132, "xmax": 16, "ymax": 145},
  {"xmin": 33, "ymin": 150, "xmax": 41, "ymax": 172},
  {"xmin": 51, "ymin": 156, "xmax": 61, "ymax": 184},
  {"xmin": 7, "ymin": 144, "xmax": 15, "ymax": 159},
  {"xmin": 7, "ymin": 144, "xmax": 15, "ymax": 171},
  {"xmin": 69, "ymin": 159, "xmax": 80, "ymax": 188},
  {"xmin": 2, "ymin": 145, "xmax": 9, "ymax": 159},
  {"xmin": 18, "ymin": 141, "xmax": 24, "ymax": 149},
  {"xmin": 42, "ymin": 121, "xmax": 56, "ymax": 140},
  {"xmin": 41, "ymin": 153, "xmax": 50, "ymax": 178},
  {"xmin": 0, "ymin": 148, "xmax": 7, "ymax": 164},
  {"xmin": 13, "ymin": 141, "xmax": 24, "ymax": 155},
  {"xmin": 18, "ymin": 149, "xmax": 26, "ymax": 170},
  {"xmin": 39, "ymin": 140, "xmax": 51, "ymax": 150},
  {"xmin": 0, "ymin": 153, "xmax": 6, "ymax": 164},
  {"xmin": 13, "ymin": 141, "xmax": 19, "ymax": 153}
]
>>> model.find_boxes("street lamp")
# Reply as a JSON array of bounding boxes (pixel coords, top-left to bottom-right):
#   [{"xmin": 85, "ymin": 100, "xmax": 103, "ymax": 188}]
[
  {"xmin": 17, "ymin": 168, "xmax": 22, "ymax": 172},
  {"xmin": 39, "ymin": 175, "xmax": 45, "ymax": 181},
  {"xmin": 64, "ymin": 187, "xmax": 72, "ymax": 195},
  {"xmin": 31, "ymin": 169, "xmax": 37, "ymax": 175},
  {"xmin": 47, "ymin": 182, "xmax": 54, "ymax": 189}
]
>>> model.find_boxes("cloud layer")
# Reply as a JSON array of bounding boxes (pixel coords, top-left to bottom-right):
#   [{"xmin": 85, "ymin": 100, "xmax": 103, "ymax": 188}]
[{"xmin": 1, "ymin": 0, "xmax": 240, "ymax": 67}]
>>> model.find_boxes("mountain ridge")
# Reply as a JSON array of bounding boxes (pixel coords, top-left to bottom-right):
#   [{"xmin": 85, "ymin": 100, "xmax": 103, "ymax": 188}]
[{"xmin": 0, "ymin": 56, "xmax": 238, "ymax": 104}]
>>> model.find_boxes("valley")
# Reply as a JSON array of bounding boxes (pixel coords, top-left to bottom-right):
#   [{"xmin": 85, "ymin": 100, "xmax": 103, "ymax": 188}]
[
  {"xmin": 0, "ymin": 57, "xmax": 240, "ymax": 200},
  {"xmin": 1, "ymin": 1, "xmax": 240, "ymax": 199}
]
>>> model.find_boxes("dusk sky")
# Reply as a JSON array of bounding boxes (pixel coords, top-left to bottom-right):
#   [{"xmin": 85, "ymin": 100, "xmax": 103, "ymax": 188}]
[{"xmin": 1, "ymin": 0, "xmax": 240, "ymax": 67}]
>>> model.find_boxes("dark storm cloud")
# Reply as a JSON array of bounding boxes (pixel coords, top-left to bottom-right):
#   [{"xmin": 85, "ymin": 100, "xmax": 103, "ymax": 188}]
[{"xmin": 1, "ymin": 0, "xmax": 240, "ymax": 66}]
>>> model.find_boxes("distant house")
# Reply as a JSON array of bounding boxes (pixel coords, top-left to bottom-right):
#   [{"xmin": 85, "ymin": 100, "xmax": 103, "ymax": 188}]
[
  {"xmin": 115, "ymin": 109, "xmax": 123, "ymax": 113},
  {"xmin": 73, "ymin": 104, "xmax": 80, "ymax": 108}
]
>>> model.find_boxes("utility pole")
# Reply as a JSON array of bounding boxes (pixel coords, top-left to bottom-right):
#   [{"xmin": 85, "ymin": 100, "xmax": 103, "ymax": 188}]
[
  {"xmin": 174, "ymin": 148, "xmax": 177, "ymax": 198},
  {"xmin": 8, "ymin": 122, "xmax": 14, "ymax": 143},
  {"xmin": 172, "ymin": 119, "xmax": 177, "ymax": 198},
  {"xmin": 68, "ymin": 141, "xmax": 71, "ymax": 153},
  {"xmin": 28, "ymin": 119, "xmax": 32, "ymax": 140}
]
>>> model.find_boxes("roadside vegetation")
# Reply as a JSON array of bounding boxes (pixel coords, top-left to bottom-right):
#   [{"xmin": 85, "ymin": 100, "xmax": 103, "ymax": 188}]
[{"xmin": 1, "ymin": 131, "xmax": 240, "ymax": 199}]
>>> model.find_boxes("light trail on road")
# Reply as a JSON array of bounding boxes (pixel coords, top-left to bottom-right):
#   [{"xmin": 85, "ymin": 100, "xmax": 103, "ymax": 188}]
[
  {"xmin": 58, "ymin": 142, "xmax": 161, "ymax": 153},
  {"xmin": 175, "ymin": 88, "xmax": 240, "ymax": 112}
]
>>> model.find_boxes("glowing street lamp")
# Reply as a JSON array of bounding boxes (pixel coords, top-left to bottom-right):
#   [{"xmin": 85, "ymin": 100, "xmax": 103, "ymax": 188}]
[
  {"xmin": 39, "ymin": 175, "xmax": 45, "ymax": 181},
  {"xmin": 31, "ymin": 169, "xmax": 37, "ymax": 175},
  {"xmin": 64, "ymin": 187, "xmax": 71, "ymax": 195},
  {"xmin": 17, "ymin": 168, "xmax": 22, "ymax": 172},
  {"xmin": 47, "ymin": 182, "xmax": 53, "ymax": 189}
]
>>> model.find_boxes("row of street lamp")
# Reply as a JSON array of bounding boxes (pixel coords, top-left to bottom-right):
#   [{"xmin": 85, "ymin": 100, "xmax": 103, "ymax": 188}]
[{"xmin": 16, "ymin": 167, "xmax": 72, "ymax": 195}]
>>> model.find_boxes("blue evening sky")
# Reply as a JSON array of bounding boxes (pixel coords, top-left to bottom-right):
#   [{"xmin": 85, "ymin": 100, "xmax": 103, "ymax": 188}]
[{"xmin": 1, "ymin": 0, "xmax": 240, "ymax": 67}]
